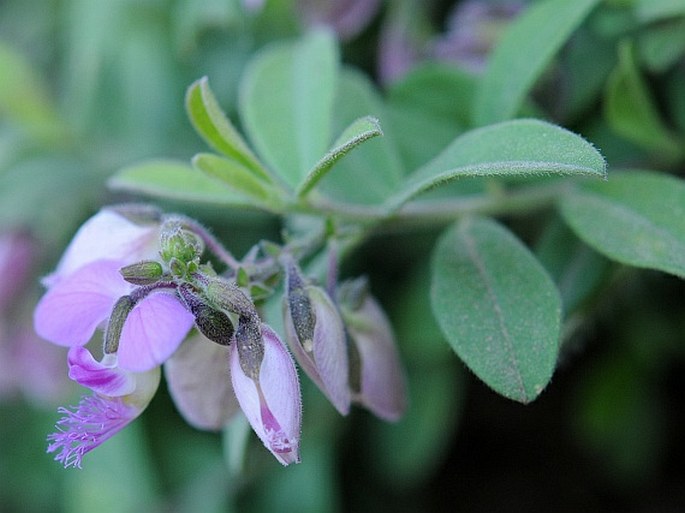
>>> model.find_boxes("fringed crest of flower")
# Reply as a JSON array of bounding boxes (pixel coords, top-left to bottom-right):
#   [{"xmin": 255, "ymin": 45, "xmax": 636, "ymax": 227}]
[{"xmin": 47, "ymin": 394, "xmax": 137, "ymax": 469}]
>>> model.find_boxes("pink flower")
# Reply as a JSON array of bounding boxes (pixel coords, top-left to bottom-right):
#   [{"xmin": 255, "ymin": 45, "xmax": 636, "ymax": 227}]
[
  {"xmin": 33, "ymin": 260, "xmax": 194, "ymax": 372},
  {"xmin": 231, "ymin": 321, "xmax": 302, "ymax": 465},
  {"xmin": 342, "ymin": 292, "xmax": 408, "ymax": 422},
  {"xmin": 45, "ymin": 208, "xmax": 160, "ymax": 287},
  {"xmin": 47, "ymin": 348, "xmax": 160, "ymax": 469}
]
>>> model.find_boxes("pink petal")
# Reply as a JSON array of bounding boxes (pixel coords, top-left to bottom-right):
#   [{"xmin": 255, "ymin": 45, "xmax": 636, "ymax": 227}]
[
  {"xmin": 352, "ymin": 297, "xmax": 407, "ymax": 421},
  {"xmin": 67, "ymin": 346, "xmax": 135, "ymax": 396},
  {"xmin": 164, "ymin": 334, "xmax": 239, "ymax": 431},
  {"xmin": 116, "ymin": 292, "xmax": 194, "ymax": 372},
  {"xmin": 34, "ymin": 260, "xmax": 132, "ymax": 347},
  {"xmin": 230, "ymin": 324, "xmax": 301, "ymax": 465},
  {"xmin": 49, "ymin": 210, "xmax": 159, "ymax": 285},
  {"xmin": 285, "ymin": 287, "xmax": 350, "ymax": 415},
  {"xmin": 309, "ymin": 288, "xmax": 351, "ymax": 415}
]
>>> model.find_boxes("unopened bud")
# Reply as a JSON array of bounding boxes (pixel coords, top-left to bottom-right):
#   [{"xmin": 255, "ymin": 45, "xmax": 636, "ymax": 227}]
[
  {"xmin": 286, "ymin": 263, "xmax": 315, "ymax": 352},
  {"xmin": 235, "ymin": 315, "xmax": 264, "ymax": 380},
  {"xmin": 119, "ymin": 260, "xmax": 164, "ymax": 285},
  {"xmin": 178, "ymin": 284, "xmax": 234, "ymax": 345},
  {"xmin": 283, "ymin": 259, "xmax": 351, "ymax": 415},
  {"xmin": 104, "ymin": 295, "xmax": 135, "ymax": 354},
  {"xmin": 159, "ymin": 221, "xmax": 204, "ymax": 265},
  {"xmin": 168, "ymin": 257, "xmax": 187, "ymax": 279},
  {"xmin": 204, "ymin": 278, "xmax": 256, "ymax": 318},
  {"xmin": 339, "ymin": 290, "xmax": 407, "ymax": 422}
]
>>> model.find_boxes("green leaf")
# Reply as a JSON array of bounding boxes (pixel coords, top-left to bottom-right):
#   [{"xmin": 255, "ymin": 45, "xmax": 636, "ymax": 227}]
[
  {"xmin": 605, "ymin": 41, "xmax": 683, "ymax": 160},
  {"xmin": 431, "ymin": 217, "xmax": 562, "ymax": 403},
  {"xmin": 388, "ymin": 119, "xmax": 606, "ymax": 209},
  {"xmin": 473, "ymin": 0, "xmax": 601, "ymax": 126},
  {"xmin": 108, "ymin": 159, "xmax": 255, "ymax": 207},
  {"xmin": 634, "ymin": 0, "xmax": 685, "ymax": 22},
  {"xmin": 386, "ymin": 63, "xmax": 474, "ymax": 171},
  {"xmin": 239, "ymin": 29, "xmax": 338, "ymax": 189},
  {"xmin": 296, "ymin": 116, "xmax": 382, "ymax": 197},
  {"xmin": 535, "ymin": 216, "xmax": 610, "ymax": 314},
  {"xmin": 192, "ymin": 153, "xmax": 283, "ymax": 207},
  {"xmin": 0, "ymin": 42, "xmax": 64, "ymax": 142},
  {"xmin": 637, "ymin": 19, "xmax": 685, "ymax": 72},
  {"xmin": 185, "ymin": 76, "xmax": 271, "ymax": 181},
  {"xmin": 321, "ymin": 69, "xmax": 405, "ymax": 205},
  {"xmin": 560, "ymin": 171, "xmax": 685, "ymax": 278}
]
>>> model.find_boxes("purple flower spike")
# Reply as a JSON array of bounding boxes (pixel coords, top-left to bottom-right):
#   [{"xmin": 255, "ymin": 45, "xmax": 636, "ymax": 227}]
[
  {"xmin": 47, "ymin": 366, "xmax": 160, "ymax": 469},
  {"xmin": 34, "ymin": 260, "xmax": 132, "ymax": 346},
  {"xmin": 117, "ymin": 292, "xmax": 194, "ymax": 373},
  {"xmin": 231, "ymin": 323, "xmax": 301, "ymax": 465}
]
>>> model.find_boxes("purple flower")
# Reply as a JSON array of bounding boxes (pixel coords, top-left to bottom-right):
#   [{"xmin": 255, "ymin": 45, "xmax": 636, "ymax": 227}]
[
  {"xmin": 283, "ymin": 262, "xmax": 350, "ymax": 415},
  {"xmin": 34, "ymin": 260, "xmax": 133, "ymax": 346},
  {"xmin": 67, "ymin": 346, "xmax": 135, "ymax": 396},
  {"xmin": 342, "ymin": 293, "xmax": 408, "ymax": 422},
  {"xmin": 47, "ymin": 357, "xmax": 160, "ymax": 469},
  {"xmin": 45, "ymin": 208, "xmax": 160, "ymax": 287},
  {"xmin": 231, "ymin": 321, "xmax": 302, "ymax": 465},
  {"xmin": 34, "ymin": 259, "xmax": 194, "ymax": 372}
]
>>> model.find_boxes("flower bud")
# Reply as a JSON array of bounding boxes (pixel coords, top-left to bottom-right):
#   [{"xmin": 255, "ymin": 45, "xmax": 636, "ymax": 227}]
[
  {"xmin": 339, "ymin": 285, "xmax": 407, "ymax": 421},
  {"xmin": 284, "ymin": 261, "xmax": 350, "ymax": 415},
  {"xmin": 204, "ymin": 277, "xmax": 256, "ymax": 318},
  {"xmin": 235, "ymin": 315, "xmax": 264, "ymax": 380},
  {"xmin": 119, "ymin": 260, "xmax": 164, "ymax": 285},
  {"xmin": 104, "ymin": 295, "xmax": 135, "ymax": 354},
  {"xmin": 177, "ymin": 284, "xmax": 234, "ymax": 345},
  {"xmin": 159, "ymin": 221, "xmax": 204, "ymax": 266},
  {"xmin": 230, "ymin": 323, "xmax": 302, "ymax": 465}
]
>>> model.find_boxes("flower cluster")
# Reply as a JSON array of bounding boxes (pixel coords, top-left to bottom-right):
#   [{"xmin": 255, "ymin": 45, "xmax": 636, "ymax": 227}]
[{"xmin": 34, "ymin": 205, "xmax": 406, "ymax": 468}]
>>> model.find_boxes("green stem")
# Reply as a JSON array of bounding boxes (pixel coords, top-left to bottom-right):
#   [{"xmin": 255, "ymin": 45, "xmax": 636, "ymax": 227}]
[{"xmin": 300, "ymin": 180, "xmax": 572, "ymax": 228}]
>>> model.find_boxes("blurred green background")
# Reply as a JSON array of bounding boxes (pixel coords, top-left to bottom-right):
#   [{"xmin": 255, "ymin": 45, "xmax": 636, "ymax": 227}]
[{"xmin": 1, "ymin": 0, "xmax": 684, "ymax": 512}]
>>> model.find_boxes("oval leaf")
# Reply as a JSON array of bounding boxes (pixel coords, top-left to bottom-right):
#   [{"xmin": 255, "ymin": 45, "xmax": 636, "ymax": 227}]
[
  {"xmin": 239, "ymin": 29, "xmax": 338, "ymax": 189},
  {"xmin": 185, "ymin": 76, "xmax": 271, "ymax": 181},
  {"xmin": 431, "ymin": 217, "xmax": 562, "ymax": 403},
  {"xmin": 473, "ymin": 0, "xmax": 600, "ymax": 126},
  {"xmin": 108, "ymin": 159, "xmax": 254, "ymax": 207},
  {"xmin": 388, "ymin": 119, "xmax": 606, "ymax": 209},
  {"xmin": 560, "ymin": 171, "xmax": 685, "ymax": 278}
]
